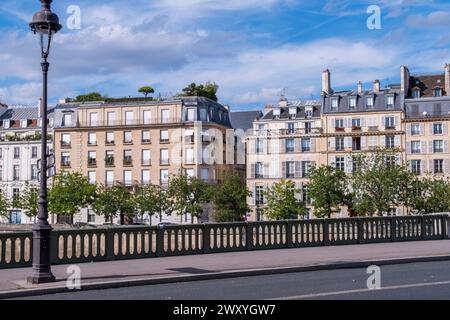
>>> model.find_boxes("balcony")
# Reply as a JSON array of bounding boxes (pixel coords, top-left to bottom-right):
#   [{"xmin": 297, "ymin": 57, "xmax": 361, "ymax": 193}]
[
  {"xmin": 105, "ymin": 157, "xmax": 115, "ymax": 166},
  {"xmin": 77, "ymin": 118, "xmax": 183, "ymax": 128},
  {"xmin": 61, "ymin": 161, "xmax": 71, "ymax": 168},
  {"xmin": 61, "ymin": 141, "xmax": 71, "ymax": 149},
  {"xmin": 385, "ymin": 126, "xmax": 396, "ymax": 131},
  {"xmin": 123, "ymin": 158, "xmax": 133, "ymax": 166},
  {"xmin": 105, "ymin": 140, "xmax": 115, "ymax": 146},
  {"xmin": 88, "ymin": 159, "xmax": 97, "ymax": 167},
  {"xmin": 160, "ymin": 139, "xmax": 170, "ymax": 144},
  {"xmin": 352, "ymin": 126, "xmax": 362, "ymax": 132},
  {"xmin": 141, "ymin": 139, "xmax": 151, "ymax": 144},
  {"xmin": 335, "ymin": 127, "xmax": 345, "ymax": 132},
  {"xmin": 87, "ymin": 141, "xmax": 97, "ymax": 146},
  {"xmin": 185, "ymin": 136, "xmax": 195, "ymax": 144},
  {"xmin": 368, "ymin": 126, "xmax": 379, "ymax": 132}
]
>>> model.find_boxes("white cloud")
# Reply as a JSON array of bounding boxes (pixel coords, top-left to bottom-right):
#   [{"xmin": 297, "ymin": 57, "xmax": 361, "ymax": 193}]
[{"xmin": 407, "ymin": 11, "xmax": 450, "ymax": 27}]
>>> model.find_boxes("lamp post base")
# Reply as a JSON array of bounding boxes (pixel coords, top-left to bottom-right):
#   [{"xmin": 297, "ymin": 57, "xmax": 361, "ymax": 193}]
[
  {"xmin": 27, "ymin": 273, "xmax": 56, "ymax": 285},
  {"xmin": 28, "ymin": 223, "xmax": 56, "ymax": 285}
]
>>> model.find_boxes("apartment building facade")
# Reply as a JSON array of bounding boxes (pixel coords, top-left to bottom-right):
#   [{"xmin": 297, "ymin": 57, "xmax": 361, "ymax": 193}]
[
  {"xmin": 53, "ymin": 96, "xmax": 236, "ymax": 225},
  {"xmin": 0, "ymin": 105, "xmax": 53, "ymax": 224},
  {"xmin": 246, "ymin": 99, "xmax": 323, "ymax": 221},
  {"xmin": 404, "ymin": 65, "xmax": 450, "ymax": 176}
]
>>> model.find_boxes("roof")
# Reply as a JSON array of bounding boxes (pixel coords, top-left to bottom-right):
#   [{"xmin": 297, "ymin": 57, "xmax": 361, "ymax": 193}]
[
  {"xmin": 0, "ymin": 107, "xmax": 39, "ymax": 120},
  {"xmin": 259, "ymin": 100, "xmax": 321, "ymax": 121},
  {"xmin": 230, "ymin": 110, "xmax": 262, "ymax": 130},
  {"xmin": 405, "ymin": 97, "xmax": 450, "ymax": 119},
  {"xmin": 408, "ymin": 74, "xmax": 446, "ymax": 98}
]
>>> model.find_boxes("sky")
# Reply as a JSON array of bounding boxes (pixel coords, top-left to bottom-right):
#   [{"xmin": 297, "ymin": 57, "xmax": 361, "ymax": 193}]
[{"xmin": 1, "ymin": 0, "xmax": 450, "ymax": 110}]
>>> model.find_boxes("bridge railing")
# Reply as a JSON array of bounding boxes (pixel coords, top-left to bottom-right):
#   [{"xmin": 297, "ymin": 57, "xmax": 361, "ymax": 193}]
[{"xmin": 0, "ymin": 214, "xmax": 448, "ymax": 269}]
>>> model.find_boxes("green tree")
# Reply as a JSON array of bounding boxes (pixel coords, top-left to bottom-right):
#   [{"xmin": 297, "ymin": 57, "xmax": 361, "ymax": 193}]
[
  {"xmin": 92, "ymin": 185, "xmax": 136, "ymax": 225},
  {"xmin": 48, "ymin": 172, "xmax": 96, "ymax": 221},
  {"xmin": 0, "ymin": 190, "xmax": 9, "ymax": 219},
  {"xmin": 212, "ymin": 171, "xmax": 251, "ymax": 222},
  {"xmin": 308, "ymin": 165, "xmax": 348, "ymax": 218},
  {"xmin": 263, "ymin": 179, "xmax": 307, "ymax": 220},
  {"xmin": 411, "ymin": 176, "xmax": 450, "ymax": 214},
  {"xmin": 18, "ymin": 183, "xmax": 39, "ymax": 221},
  {"xmin": 75, "ymin": 92, "xmax": 105, "ymax": 102},
  {"xmin": 167, "ymin": 174, "xmax": 211, "ymax": 224},
  {"xmin": 138, "ymin": 86, "xmax": 155, "ymax": 97},
  {"xmin": 134, "ymin": 184, "xmax": 171, "ymax": 225},
  {"xmin": 180, "ymin": 82, "xmax": 219, "ymax": 101},
  {"xmin": 351, "ymin": 149, "xmax": 408, "ymax": 216}
]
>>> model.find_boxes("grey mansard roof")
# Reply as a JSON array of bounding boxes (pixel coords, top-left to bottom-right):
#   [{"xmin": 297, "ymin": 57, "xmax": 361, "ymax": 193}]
[
  {"xmin": 230, "ymin": 110, "xmax": 262, "ymax": 130},
  {"xmin": 405, "ymin": 97, "xmax": 450, "ymax": 119},
  {"xmin": 259, "ymin": 100, "xmax": 321, "ymax": 121},
  {"xmin": 0, "ymin": 107, "xmax": 39, "ymax": 120}
]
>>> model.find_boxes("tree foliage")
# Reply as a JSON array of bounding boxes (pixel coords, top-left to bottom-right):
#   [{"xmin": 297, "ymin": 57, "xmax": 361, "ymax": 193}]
[
  {"xmin": 263, "ymin": 179, "xmax": 307, "ymax": 220},
  {"xmin": 212, "ymin": 171, "xmax": 250, "ymax": 222},
  {"xmin": 18, "ymin": 183, "xmax": 39, "ymax": 219},
  {"xmin": 92, "ymin": 185, "xmax": 135, "ymax": 225},
  {"xmin": 0, "ymin": 190, "xmax": 9, "ymax": 218},
  {"xmin": 409, "ymin": 176, "xmax": 450, "ymax": 214},
  {"xmin": 308, "ymin": 165, "xmax": 348, "ymax": 218},
  {"xmin": 138, "ymin": 86, "xmax": 155, "ymax": 97},
  {"xmin": 75, "ymin": 92, "xmax": 106, "ymax": 102},
  {"xmin": 134, "ymin": 184, "xmax": 171, "ymax": 224},
  {"xmin": 48, "ymin": 172, "xmax": 96, "ymax": 217},
  {"xmin": 180, "ymin": 82, "xmax": 219, "ymax": 101}
]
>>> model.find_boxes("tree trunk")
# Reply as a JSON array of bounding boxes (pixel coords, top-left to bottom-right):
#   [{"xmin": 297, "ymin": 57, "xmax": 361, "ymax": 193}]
[{"xmin": 120, "ymin": 212, "xmax": 125, "ymax": 225}]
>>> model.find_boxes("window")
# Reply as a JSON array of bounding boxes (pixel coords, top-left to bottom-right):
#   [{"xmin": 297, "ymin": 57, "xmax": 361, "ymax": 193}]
[
  {"xmin": 63, "ymin": 114, "xmax": 72, "ymax": 126},
  {"xmin": 285, "ymin": 139, "xmax": 295, "ymax": 153},
  {"xmin": 87, "ymin": 210, "xmax": 96, "ymax": 223},
  {"xmin": 89, "ymin": 113, "xmax": 98, "ymax": 126},
  {"xmin": 88, "ymin": 171, "xmax": 96, "ymax": 184},
  {"xmin": 160, "ymin": 130, "xmax": 169, "ymax": 143},
  {"xmin": 106, "ymin": 171, "xmax": 114, "ymax": 186},
  {"xmin": 160, "ymin": 149, "xmax": 169, "ymax": 165},
  {"xmin": 385, "ymin": 155, "xmax": 396, "ymax": 167},
  {"xmin": 434, "ymin": 159, "xmax": 444, "ymax": 174},
  {"xmin": 305, "ymin": 107, "xmax": 313, "ymax": 118},
  {"xmin": 14, "ymin": 147, "xmax": 20, "ymax": 159},
  {"xmin": 285, "ymin": 161, "xmax": 295, "ymax": 178},
  {"xmin": 302, "ymin": 138, "xmax": 311, "ymax": 152},
  {"xmin": 3, "ymin": 120, "xmax": 10, "ymax": 129},
  {"xmin": 335, "ymin": 119, "xmax": 344, "ymax": 129},
  {"xmin": 199, "ymin": 109, "xmax": 208, "ymax": 121},
  {"xmin": 412, "ymin": 89, "xmax": 420, "ymax": 98},
  {"xmin": 386, "ymin": 95, "xmax": 394, "ymax": 109},
  {"xmin": 385, "ymin": 117, "xmax": 395, "ymax": 128},
  {"xmin": 352, "ymin": 118, "xmax": 361, "ymax": 129},
  {"xmin": 366, "ymin": 96, "xmax": 374, "ymax": 109},
  {"xmin": 335, "ymin": 157, "xmax": 345, "ymax": 171},
  {"xmin": 61, "ymin": 134, "xmax": 71, "ymax": 147},
  {"xmin": 255, "ymin": 186, "xmax": 265, "ymax": 205},
  {"xmin": 12, "ymin": 188, "xmax": 20, "ymax": 204},
  {"xmin": 161, "ymin": 109, "xmax": 170, "ymax": 123},
  {"xmin": 411, "ymin": 141, "xmax": 421, "ymax": 154},
  {"xmin": 289, "ymin": 107, "xmax": 297, "ymax": 117},
  {"xmin": 434, "ymin": 88, "xmax": 442, "ymax": 97},
  {"xmin": 107, "ymin": 112, "xmax": 116, "ymax": 126},
  {"xmin": 433, "ymin": 123, "xmax": 443, "ymax": 135},
  {"xmin": 106, "ymin": 132, "xmax": 114, "ymax": 144},
  {"xmin": 105, "ymin": 151, "xmax": 114, "ymax": 166},
  {"xmin": 433, "ymin": 140, "xmax": 444, "ymax": 153},
  {"xmin": 352, "ymin": 137, "xmax": 361, "ymax": 151},
  {"xmin": 302, "ymin": 161, "xmax": 312, "ymax": 178},
  {"xmin": 186, "ymin": 169, "xmax": 195, "ymax": 178},
  {"xmin": 256, "ymin": 138, "xmax": 264, "ymax": 154},
  {"xmin": 185, "ymin": 148, "xmax": 194, "ymax": 164},
  {"xmin": 411, "ymin": 124, "xmax": 421, "ymax": 135},
  {"xmin": 336, "ymin": 137, "xmax": 344, "ymax": 151},
  {"xmin": 287, "ymin": 123, "xmax": 295, "ymax": 134},
  {"xmin": 186, "ymin": 108, "xmax": 196, "ymax": 121},
  {"xmin": 88, "ymin": 132, "xmax": 97, "ymax": 145},
  {"xmin": 123, "ymin": 150, "xmax": 132, "ymax": 165},
  {"xmin": 61, "ymin": 152, "xmax": 70, "ymax": 166},
  {"xmin": 385, "ymin": 136, "xmax": 395, "ymax": 149},
  {"xmin": 349, "ymin": 97, "xmax": 357, "ymax": 110},
  {"xmin": 255, "ymin": 162, "xmax": 264, "ymax": 179},
  {"xmin": 160, "ymin": 169, "xmax": 169, "ymax": 184},
  {"xmin": 331, "ymin": 98, "xmax": 339, "ymax": 110},
  {"xmin": 124, "ymin": 131, "xmax": 133, "ymax": 144},
  {"xmin": 142, "ymin": 150, "xmax": 151, "ymax": 166},
  {"xmin": 0, "ymin": 165, "xmax": 2, "ymax": 181},
  {"xmin": 200, "ymin": 168, "xmax": 209, "ymax": 181},
  {"xmin": 125, "ymin": 111, "xmax": 134, "ymax": 125},
  {"xmin": 30, "ymin": 164, "xmax": 38, "ymax": 180},
  {"xmin": 123, "ymin": 170, "xmax": 132, "ymax": 186},
  {"xmin": 305, "ymin": 122, "xmax": 312, "ymax": 134},
  {"xmin": 302, "ymin": 185, "xmax": 311, "ymax": 205},
  {"xmin": 88, "ymin": 151, "xmax": 97, "ymax": 166},
  {"xmin": 21, "ymin": 119, "xmax": 28, "ymax": 128},
  {"xmin": 0, "ymin": 148, "xmax": 2, "ymax": 159},
  {"xmin": 142, "ymin": 170, "xmax": 150, "ymax": 185},
  {"xmin": 13, "ymin": 165, "xmax": 20, "ymax": 180},
  {"xmin": 142, "ymin": 130, "xmax": 151, "ymax": 143},
  {"xmin": 411, "ymin": 160, "xmax": 421, "ymax": 175}
]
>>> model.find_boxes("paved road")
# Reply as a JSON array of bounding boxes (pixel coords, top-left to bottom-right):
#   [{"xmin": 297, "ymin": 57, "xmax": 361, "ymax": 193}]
[{"xmin": 17, "ymin": 260, "xmax": 450, "ymax": 300}]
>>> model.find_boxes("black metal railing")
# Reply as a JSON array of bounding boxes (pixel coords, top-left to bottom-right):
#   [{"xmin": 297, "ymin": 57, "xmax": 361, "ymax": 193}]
[{"xmin": 0, "ymin": 215, "xmax": 447, "ymax": 269}]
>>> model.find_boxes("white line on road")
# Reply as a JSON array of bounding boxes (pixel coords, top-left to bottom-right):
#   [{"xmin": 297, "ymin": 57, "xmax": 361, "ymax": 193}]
[{"xmin": 269, "ymin": 280, "xmax": 450, "ymax": 300}]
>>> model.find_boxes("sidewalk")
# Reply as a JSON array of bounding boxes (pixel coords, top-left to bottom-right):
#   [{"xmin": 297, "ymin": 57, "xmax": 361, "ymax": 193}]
[{"xmin": 1, "ymin": 240, "xmax": 450, "ymax": 298}]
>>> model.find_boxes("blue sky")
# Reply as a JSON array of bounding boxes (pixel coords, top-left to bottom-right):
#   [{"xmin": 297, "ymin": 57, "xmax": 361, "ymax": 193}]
[{"xmin": 1, "ymin": 0, "xmax": 450, "ymax": 110}]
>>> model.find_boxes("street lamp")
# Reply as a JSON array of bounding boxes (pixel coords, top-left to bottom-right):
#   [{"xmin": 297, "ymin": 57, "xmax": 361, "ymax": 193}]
[{"xmin": 28, "ymin": 0, "xmax": 62, "ymax": 285}]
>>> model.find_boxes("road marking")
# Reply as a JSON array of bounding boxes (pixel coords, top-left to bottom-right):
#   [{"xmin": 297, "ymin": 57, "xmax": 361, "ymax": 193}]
[{"xmin": 269, "ymin": 280, "xmax": 450, "ymax": 300}]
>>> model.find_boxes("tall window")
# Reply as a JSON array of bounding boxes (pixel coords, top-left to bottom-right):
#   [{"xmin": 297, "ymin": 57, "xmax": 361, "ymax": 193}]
[
  {"xmin": 123, "ymin": 171, "xmax": 132, "ymax": 186},
  {"xmin": 411, "ymin": 160, "xmax": 421, "ymax": 175},
  {"xmin": 433, "ymin": 140, "xmax": 443, "ymax": 153},
  {"xmin": 142, "ymin": 150, "xmax": 151, "ymax": 166},
  {"xmin": 335, "ymin": 157, "xmax": 345, "ymax": 171},
  {"xmin": 185, "ymin": 148, "xmax": 194, "ymax": 164},
  {"xmin": 411, "ymin": 141, "xmax": 421, "ymax": 154},
  {"xmin": 434, "ymin": 159, "xmax": 444, "ymax": 174},
  {"xmin": 63, "ymin": 114, "xmax": 72, "ymax": 126},
  {"xmin": 89, "ymin": 113, "xmax": 98, "ymax": 126},
  {"xmin": 88, "ymin": 132, "xmax": 97, "ymax": 145},
  {"xmin": 61, "ymin": 134, "xmax": 71, "ymax": 147},
  {"xmin": 161, "ymin": 109, "xmax": 170, "ymax": 123},
  {"xmin": 349, "ymin": 97, "xmax": 357, "ymax": 110},
  {"xmin": 255, "ymin": 162, "xmax": 264, "ymax": 179},
  {"xmin": 200, "ymin": 168, "xmax": 209, "ymax": 181},
  {"xmin": 305, "ymin": 122, "xmax": 312, "ymax": 134},
  {"xmin": 125, "ymin": 111, "xmax": 134, "ymax": 125},
  {"xmin": 434, "ymin": 88, "xmax": 442, "ymax": 97},
  {"xmin": 287, "ymin": 123, "xmax": 295, "ymax": 134},
  {"xmin": 366, "ymin": 96, "xmax": 374, "ymax": 109},
  {"xmin": 88, "ymin": 151, "xmax": 97, "ymax": 166},
  {"xmin": 123, "ymin": 150, "xmax": 132, "ymax": 165},
  {"xmin": 160, "ymin": 149, "xmax": 169, "ymax": 165},
  {"xmin": 385, "ymin": 116, "xmax": 395, "ymax": 128},
  {"xmin": 255, "ymin": 186, "xmax": 265, "ymax": 205},
  {"xmin": 106, "ymin": 132, "xmax": 114, "ymax": 144},
  {"xmin": 411, "ymin": 124, "xmax": 421, "ymax": 135},
  {"xmin": 143, "ymin": 110, "xmax": 152, "ymax": 124},
  {"xmin": 106, "ymin": 171, "xmax": 114, "ymax": 186},
  {"xmin": 61, "ymin": 152, "xmax": 70, "ymax": 166},
  {"xmin": 302, "ymin": 161, "xmax": 312, "ymax": 178},
  {"xmin": 186, "ymin": 108, "xmax": 196, "ymax": 121},
  {"xmin": 160, "ymin": 169, "xmax": 169, "ymax": 184},
  {"xmin": 352, "ymin": 118, "xmax": 361, "ymax": 128},
  {"xmin": 142, "ymin": 130, "xmax": 151, "ymax": 143},
  {"xmin": 13, "ymin": 165, "xmax": 20, "ymax": 180},
  {"xmin": 160, "ymin": 130, "xmax": 169, "ymax": 143},
  {"xmin": 335, "ymin": 119, "xmax": 344, "ymax": 129},
  {"xmin": 433, "ymin": 123, "xmax": 443, "ymax": 135},
  {"xmin": 285, "ymin": 139, "xmax": 295, "ymax": 153},
  {"xmin": 336, "ymin": 137, "xmax": 344, "ymax": 151},
  {"xmin": 331, "ymin": 98, "xmax": 339, "ymax": 110},
  {"xmin": 107, "ymin": 112, "xmax": 116, "ymax": 126},
  {"xmin": 386, "ymin": 95, "xmax": 394, "ymax": 108},
  {"xmin": 286, "ymin": 161, "xmax": 295, "ymax": 178},
  {"xmin": 14, "ymin": 147, "xmax": 20, "ymax": 159},
  {"xmin": 385, "ymin": 136, "xmax": 395, "ymax": 149},
  {"xmin": 105, "ymin": 150, "xmax": 114, "ymax": 166},
  {"xmin": 124, "ymin": 131, "xmax": 133, "ymax": 144},
  {"xmin": 302, "ymin": 138, "xmax": 311, "ymax": 152},
  {"xmin": 142, "ymin": 170, "xmax": 150, "ymax": 185},
  {"xmin": 256, "ymin": 138, "xmax": 264, "ymax": 154},
  {"xmin": 88, "ymin": 171, "xmax": 96, "ymax": 184}
]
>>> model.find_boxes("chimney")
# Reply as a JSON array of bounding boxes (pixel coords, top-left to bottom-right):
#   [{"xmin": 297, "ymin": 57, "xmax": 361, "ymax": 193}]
[
  {"xmin": 400, "ymin": 65, "xmax": 410, "ymax": 93},
  {"xmin": 279, "ymin": 96, "xmax": 288, "ymax": 108},
  {"xmin": 445, "ymin": 64, "xmax": 450, "ymax": 96},
  {"xmin": 357, "ymin": 81, "xmax": 363, "ymax": 94},
  {"xmin": 373, "ymin": 80, "xmax": 380, "ymax": 93},
  {"xmin": 322, "ymin": 69, "xmax": 331, "ymax": 95}
]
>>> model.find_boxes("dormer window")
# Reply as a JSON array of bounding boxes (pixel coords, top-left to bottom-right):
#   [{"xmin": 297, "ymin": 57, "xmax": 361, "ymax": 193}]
[
  {"xmin": 385, "ymin": 95, "xmax": 395, "ymax": 109},
  {"xmin": 434, "ymin": 88, "xmax": 442, "ymax": 97},
  {"xmin": 305, "ymin": 106, "xmax": 313, "ymax": 118},
  {"xmin": 349, "ymin": 96, "xmax": 357, "ymax": 110},
  {"xmin": 273, "ymin": 108, "xmax": 281, "ymax": 117},
  {"xmin": 3, "ymin": 120, "xmax": 10, "ymax": 129},
  {"xmin": 331, "ymin": 97, "xmax": 339, "ymax": 111},
  {"xmin": 366, "ymin": 96, "xmax": 374, "ymax": 109},
  {"xmin": 412, "ymin": 88, "xmax": 420, "ymax": 99},
  {"xmin": 289, "ymin": 107, "xmax": 297, "ymax": 117},
  {"xmin": 21, "ymin": 120, "xmax": 28, "ymax": 128}
]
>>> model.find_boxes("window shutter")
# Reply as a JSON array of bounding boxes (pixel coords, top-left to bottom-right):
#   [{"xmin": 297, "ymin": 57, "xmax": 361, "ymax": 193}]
[
  {"xmin": 250, "ymin": 164, "xmax": 255, "ymax": 179},
  {"xmin": 421, "ymin": 160, "xmax": 425, "ymax": 175},
  {"xmin": 251, "ymin": 183, "xmax": 256, "ymax": 205},
  {"xmin": 394, "ymin": 116, "xmax": 400, "ymax": 126},
  {"xmin": 361, "ymin": 118, "xmax": 366, "ymax": 127},
  {"xmin": 282, "ymin": 162, "xmax": 286, "ymax": 179},
  {"xmin": 295, "ymin": 162, "xmax": 301, "ymax": 178},
  {"xmin": 264, "ymin": 163, "xmax": 270, "ymax": 178},
  {"xmin": 421, "ymin": 141, "xmax": 427, "ymax": 154},
  {"xmin": 444, "ymin": 141, "xmax": 449, "ymax": 153},
  {"xmin": 279, "ymin": 139, "xmax": 285, "ymax": 153},
  {"xmin": 406, "ymin": 124, "xmax": 411, "ymax": 135},
  {"xmin": 429, "ymin": 160, "xmax": 434, "ymax": 173},
  {"xmin": 406, "ymin": 141, "xmax": 412, "ymax": 154},
  {"xmin": 361, "ymin": 136, "xmax": 367, "ymax": 149},
  {"xmin": 344, "ymin": 137, "xmax": 352, "ymax": 149},
  {"xmin": 381, "ymin": 116, "xmax": 386, "ymax": 129},
  {"xmin": 443, "ymin": 123, "xmax": 448, "ymax": 135},
  {"xmin": 295, "ymin": 138, "xmax": 302, "ymax": 153},
  {"xmin": 420, "ymin": 124, "xmax": 425, "ymax": 136},
  {"xmin": 429, "ymin": 142, "xmax": 434, "ymax": 154},
  {"xmin": 394, "ymin": 135, "xmax": 401, "ymax": 147},
  {"xmin": 444, "ymin": 160, "xmax": 450, "ymax": 174},
  {"xmin": 380, "ymin": 136, "xmax": 385, "ymax": 147},
  {"xmin": 345, "ymin": 156, "xmax": 353, "ymax": 174},
  {"xmin": 311, "ymin": 138, "xmax": 316, "ymax": 152},
  {"xmin": 329, "ymin": 138, "xmax": 335, "ymax": 151},
  {"xmin": 429, "ymin": 124, "xmax": 433, "ymax": 136}
]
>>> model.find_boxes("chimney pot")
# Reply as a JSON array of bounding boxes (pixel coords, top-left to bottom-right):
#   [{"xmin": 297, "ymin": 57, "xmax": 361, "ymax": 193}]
[
  {"xmin": 373, "ymin": 80, "xmax": 380, "ymax": 93},
  {"xmin": 322, "ymin": 69, "xmax": 331, "ymax": 95},
  {"xmin": 357, "ymin": 81, "xmax": 363, "ymax": 93}
]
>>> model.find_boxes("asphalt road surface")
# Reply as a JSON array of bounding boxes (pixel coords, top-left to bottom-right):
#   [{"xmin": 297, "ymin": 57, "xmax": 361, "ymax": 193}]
[{"xmin": 17, "ymin": 260, "xmax": 450, "ymax": 300}]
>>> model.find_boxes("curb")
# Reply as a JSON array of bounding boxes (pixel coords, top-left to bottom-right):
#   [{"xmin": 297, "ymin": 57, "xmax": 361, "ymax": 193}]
[{"xmin": 2, "ymin": 254, "xmax": 450, "ymax": 299}]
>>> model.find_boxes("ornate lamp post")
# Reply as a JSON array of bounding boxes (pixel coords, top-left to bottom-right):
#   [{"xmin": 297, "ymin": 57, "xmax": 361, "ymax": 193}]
[{"xmin": 28, "ymin": 0, "xmax": 62, "ymax": 285}]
